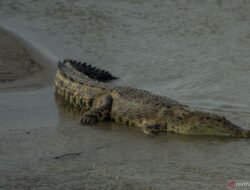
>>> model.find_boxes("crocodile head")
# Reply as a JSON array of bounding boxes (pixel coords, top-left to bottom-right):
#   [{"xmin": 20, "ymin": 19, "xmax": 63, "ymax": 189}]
[{"xmin": 169, "ymin": 111, "xmax": 250, "ymax": 138}]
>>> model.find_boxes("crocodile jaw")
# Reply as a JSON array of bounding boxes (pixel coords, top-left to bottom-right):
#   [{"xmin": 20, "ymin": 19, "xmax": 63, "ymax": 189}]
[{"xmin": 168, "ymin": 111, "xmax": 250, "ymax": 138}]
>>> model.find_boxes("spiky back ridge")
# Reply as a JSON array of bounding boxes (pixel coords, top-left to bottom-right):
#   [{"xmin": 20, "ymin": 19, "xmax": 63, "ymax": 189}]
[{"xmin": 58, "ymin": 59, "xmax": 118, "ymax": 82}]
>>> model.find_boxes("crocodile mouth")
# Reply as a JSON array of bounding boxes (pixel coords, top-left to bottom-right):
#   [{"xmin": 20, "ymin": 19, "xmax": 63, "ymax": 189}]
[
  {"xmin": 191, "ymin": 122, "xmax": 250, "ymax": 138},
  {"xmin": 194, "ymin": 125, "xmax": 232, "ymax": 136}
]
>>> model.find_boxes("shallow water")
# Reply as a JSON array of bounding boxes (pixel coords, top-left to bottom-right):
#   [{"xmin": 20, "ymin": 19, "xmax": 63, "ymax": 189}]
[{"xmin": 0, "ymin": 0, "xmax": 250, "ymax": 189}]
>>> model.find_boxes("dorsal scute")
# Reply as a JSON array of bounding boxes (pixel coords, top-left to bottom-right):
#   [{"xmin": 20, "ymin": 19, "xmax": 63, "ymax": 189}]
[{"xmin": 58, "ymin": 59, "xmax": 118, "ymax": 82}]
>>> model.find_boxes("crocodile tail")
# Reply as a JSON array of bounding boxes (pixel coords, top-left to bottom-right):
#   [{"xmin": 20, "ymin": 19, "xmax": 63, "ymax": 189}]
[{"xmin": 58, "ymin": 59, "xmax": 118, "ymax": 82}]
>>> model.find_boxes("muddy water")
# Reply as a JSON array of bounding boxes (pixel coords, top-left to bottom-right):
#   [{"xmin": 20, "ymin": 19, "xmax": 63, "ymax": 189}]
[{"xmin": 0, "ymin": 0, "xmax": 250, "ymax": 189}]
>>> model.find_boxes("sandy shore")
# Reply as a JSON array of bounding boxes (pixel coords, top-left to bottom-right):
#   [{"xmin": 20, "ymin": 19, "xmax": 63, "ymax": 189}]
[{"xmin": 0, "ymin": 27, "xmax": 54, "ymax": 91}]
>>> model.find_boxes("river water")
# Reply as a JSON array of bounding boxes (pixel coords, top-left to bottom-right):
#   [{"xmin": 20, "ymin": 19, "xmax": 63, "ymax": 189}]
[{"xmin": 0, "ymin": 0, "xmax": 250, "ymax": 189}]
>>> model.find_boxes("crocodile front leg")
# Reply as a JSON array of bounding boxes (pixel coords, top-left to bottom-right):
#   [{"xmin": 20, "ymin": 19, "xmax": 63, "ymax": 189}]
[{"xmin": 80, "ymin": 94, "xmax": 112, "ymax": 125}]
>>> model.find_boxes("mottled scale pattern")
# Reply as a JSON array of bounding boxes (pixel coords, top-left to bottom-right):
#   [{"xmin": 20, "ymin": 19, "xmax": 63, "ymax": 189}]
[
  {"xmin": 114, "ymin": 86, "xmax": 183, "ymax": 108},
  {"xmin": 109, "ymin": 86, "xmax": 189, "ymax": 129},
  {"xmin": 54, "ymin": 59, "xmax": 250, "ymax": 138},
  {"xmin": 55, "ymin": 71, "xmax": 101, "ymax": 110}
]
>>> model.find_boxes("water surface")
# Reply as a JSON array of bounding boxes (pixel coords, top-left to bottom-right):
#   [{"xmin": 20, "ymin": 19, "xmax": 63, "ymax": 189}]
[{"xmin": 0, "ymin": 0, "xmax": 250, "ymax": 189}]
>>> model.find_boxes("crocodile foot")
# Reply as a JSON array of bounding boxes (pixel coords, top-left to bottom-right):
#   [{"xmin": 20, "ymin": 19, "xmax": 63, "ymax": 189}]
[
  {"xmin": 142, "ymin": 124, "xmax": 164, "ymax": 135},
  {"xmin": 80, "ymin": 114, "xmax": 98, "ymax": 125}
]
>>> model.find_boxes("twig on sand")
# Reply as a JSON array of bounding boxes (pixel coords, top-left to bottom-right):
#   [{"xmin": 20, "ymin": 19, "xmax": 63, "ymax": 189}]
[{"xmin": 53, "ymin": 152, "xmax": 83, "ymax": 159}]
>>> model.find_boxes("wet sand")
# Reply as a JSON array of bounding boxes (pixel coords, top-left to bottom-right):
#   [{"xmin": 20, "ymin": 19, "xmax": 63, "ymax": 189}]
[
  {"xmin": 0, "ymin": 1, "xmax": 250, "ymax": 189},
  {"xmin": 0, "ymin": 26, "xmax": 54, "ymax": 90}
]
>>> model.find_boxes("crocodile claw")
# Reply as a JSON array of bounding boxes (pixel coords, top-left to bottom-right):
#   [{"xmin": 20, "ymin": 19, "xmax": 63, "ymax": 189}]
[
  {"xmin": 142, "ymin": 124, "xmax": 164, "ymax": 135},
  {"xmin": 80, "ymin": 114, "xmax": 98, "ymax": 125}
]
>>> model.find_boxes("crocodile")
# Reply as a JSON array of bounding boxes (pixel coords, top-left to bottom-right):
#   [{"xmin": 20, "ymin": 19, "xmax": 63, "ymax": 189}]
[{"xmin": 54, "ymin": 59, "xmax": 250, "ymax": 138}]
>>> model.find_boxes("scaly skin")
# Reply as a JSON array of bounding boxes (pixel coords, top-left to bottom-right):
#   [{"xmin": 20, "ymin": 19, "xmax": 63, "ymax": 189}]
[{"xmin": 54, "ymin": 60, "xmax": 250, "ymax": 138}]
